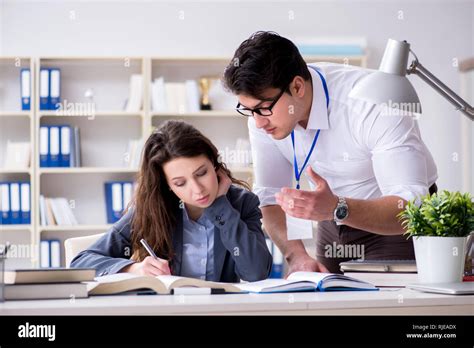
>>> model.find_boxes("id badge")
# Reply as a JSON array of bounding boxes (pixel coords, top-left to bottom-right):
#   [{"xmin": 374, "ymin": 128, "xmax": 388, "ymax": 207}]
[{"xmin": 286, "ymin": 214, "xmax": 314, "ymax": 240}]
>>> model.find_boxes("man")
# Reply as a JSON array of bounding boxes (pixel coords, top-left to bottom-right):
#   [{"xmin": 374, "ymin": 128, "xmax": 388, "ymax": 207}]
[{"xmin": 223, "ymin": 31, "xmax": 438, "ymax": 274}]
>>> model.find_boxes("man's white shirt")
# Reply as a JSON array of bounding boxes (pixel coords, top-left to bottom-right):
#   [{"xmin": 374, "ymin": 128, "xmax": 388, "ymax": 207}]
[{"xmin": 249, "ymin": 62, "xmax": 438, "ymax": 207}]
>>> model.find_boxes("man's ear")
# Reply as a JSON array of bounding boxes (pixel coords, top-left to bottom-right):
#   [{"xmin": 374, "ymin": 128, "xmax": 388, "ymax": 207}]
[{"xmin": 290, "ymin": 76, "xmax": 306, "ymax": 98}]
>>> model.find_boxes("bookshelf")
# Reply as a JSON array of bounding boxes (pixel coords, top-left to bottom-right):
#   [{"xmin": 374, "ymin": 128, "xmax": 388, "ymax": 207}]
[
  {"xmin": 0, "ymin": 53, "xmax": 367, "ymax": 268},
  {"xmin": 0, "ymin": 57, "xmax": 35, "ymax": 268}
]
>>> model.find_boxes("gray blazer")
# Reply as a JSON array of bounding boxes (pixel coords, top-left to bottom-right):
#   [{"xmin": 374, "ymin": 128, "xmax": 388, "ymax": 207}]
[{"xmin": 70, "ymin": 185, "xmax": 272, "ymax": 282}]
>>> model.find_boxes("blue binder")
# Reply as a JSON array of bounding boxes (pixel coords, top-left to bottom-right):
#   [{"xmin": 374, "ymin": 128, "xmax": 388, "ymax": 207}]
[
  {"xmin": 9, "ymin": 182, "xmax": 21, "ymax": 225},
  {"xmin": 39, "ymin": 126, "xmax": 50, "ymax": 167},
  {"xmin": 49, "ymin": 68, "xmax": 61, "ymax": 110},
  {"xmin": 0, "ymin": 182, "xmax": 11, "ymax": 225},
  {"xmin": 49, "ymin": 126, "xmax": 60, "ymax": 167},
  {"xmin": 20, "ymin": 69, "xmax": 31, "ymax": 111},
  {"xmin": 59, "ymin": 125, "xmax": 71, "ymax": 167},
  {"xmin": 39, "ymin": 68, "xmax": 50, "ymax": 110},
  {"xmin": 20, "ymin": 182, "xmax": 31, "ymax": 225},
  {"xmin": 104, "ymin": 181, "xmax": 133, "ymax": 224}
]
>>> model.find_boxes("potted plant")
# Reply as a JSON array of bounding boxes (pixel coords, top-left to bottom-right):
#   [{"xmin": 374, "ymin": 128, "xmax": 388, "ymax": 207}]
[{"xmin": 398, "ymin": 191, "xmax": 474, "ymax": 283}]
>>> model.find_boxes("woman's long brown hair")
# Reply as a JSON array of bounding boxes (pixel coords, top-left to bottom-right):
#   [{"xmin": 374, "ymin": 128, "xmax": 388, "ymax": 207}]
[{"xmin": 129, "ymin": 120, "xmax": 251, "ymax": 263}]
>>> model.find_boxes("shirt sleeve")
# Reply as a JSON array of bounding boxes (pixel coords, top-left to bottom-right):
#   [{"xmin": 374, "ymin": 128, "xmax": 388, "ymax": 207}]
[
  {"xmin": 248, "ymin": 118, "xmax": 293, "ymax": 207},
  {"xmin": 362, "ymin": 108, "xmax": 430, "ymax": 203}
]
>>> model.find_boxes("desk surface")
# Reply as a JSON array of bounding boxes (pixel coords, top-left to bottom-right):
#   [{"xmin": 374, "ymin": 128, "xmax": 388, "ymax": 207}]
[{"xmin": 1, "ymin": 288, "xmax": 473, "ymax": 315}]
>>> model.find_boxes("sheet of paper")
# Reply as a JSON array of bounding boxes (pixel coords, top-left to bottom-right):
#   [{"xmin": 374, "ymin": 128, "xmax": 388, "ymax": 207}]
[{"xmin": 286, "ymin": 214, "xmax": 314, "ymax": 240}]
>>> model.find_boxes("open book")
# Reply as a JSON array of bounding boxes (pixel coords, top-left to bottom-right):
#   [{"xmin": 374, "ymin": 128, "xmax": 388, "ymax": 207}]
[{"xmin": 87, "ymin": 271, "xmax": 377, "ymax": 295}]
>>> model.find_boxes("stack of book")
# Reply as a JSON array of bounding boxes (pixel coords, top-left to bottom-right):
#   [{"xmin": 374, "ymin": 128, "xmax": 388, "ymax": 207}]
[
  {"xmin": 340, "ymin": 259, "xmax": 418, "ymax": 287},
  {"xmin": 3, "ymin": 268, "xmax": 95, "ymax": 300}
]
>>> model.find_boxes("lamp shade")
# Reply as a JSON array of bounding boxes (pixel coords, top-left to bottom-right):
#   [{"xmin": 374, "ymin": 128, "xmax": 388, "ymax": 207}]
[{"xmin": 349, "ymin": 39, "xmax": 422, "ymax": 115}]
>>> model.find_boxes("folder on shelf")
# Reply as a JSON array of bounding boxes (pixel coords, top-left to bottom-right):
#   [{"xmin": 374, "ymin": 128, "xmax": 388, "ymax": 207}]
[
  {"xmin": 40, "ymin": 239, "xmax": 62, "ymax": 268},
  {"xmin": 105, "ymin": 182, "xmax": 124, "ymax": 224},
  {"xmin": 60, "ymin": 125, "xmax": 71, "ymax": 167},
  {"xmin": 9, "ymin": 183, "xmax": 21, "ymax": 225},
  {"xmin": 0, "ymin": 182, "xmax": 11, "ymax": 225},
  {"xmin": 39, "ymin": 126, "xmax": 50, "ymax": 167},
  {"xmin": 39, "ymin": 68, "xmax": 50, "ymax": 110},
  {"xmin": 20, "ymin": 68, "xmax": 31, "ymax": 111},
  {"xmin": 122, "ymin": 182, "xmax": 133, "ymax": 210},
  {"xmin": 20, "ymin": 182, "xmax": 31, "ymax": 225},
  {"xmin": 49, "ymin": 126, "xmax": 60, "ymax": 167},
  {"xmin": 40, "ymin": 240, "xmax": 50, "ymax": 268},
  {"xmin": 49, "ymin": 68, "xmax": 61, "ymax": 110},
  {"xmin": 50, "ymin": 240, "xmax": 61, "ymax": 268}
]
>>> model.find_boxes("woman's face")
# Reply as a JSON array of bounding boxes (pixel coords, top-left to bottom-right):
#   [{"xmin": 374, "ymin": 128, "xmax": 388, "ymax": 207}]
[{"xmin": 163, "ymin": 154, "xmax": 219, "ymax": 209}]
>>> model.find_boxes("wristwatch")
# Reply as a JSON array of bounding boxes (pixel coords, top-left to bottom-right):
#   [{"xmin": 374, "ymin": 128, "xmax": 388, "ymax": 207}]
[{"xmin": 333, "ymin": 196, "xmax": 349, "ymax": 224}]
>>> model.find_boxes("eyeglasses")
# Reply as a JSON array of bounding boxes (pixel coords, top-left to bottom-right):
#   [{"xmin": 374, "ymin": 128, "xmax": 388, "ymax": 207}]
[{"xmin": 235, "ymin": 87, "xmax": 287, "ymax": 117}]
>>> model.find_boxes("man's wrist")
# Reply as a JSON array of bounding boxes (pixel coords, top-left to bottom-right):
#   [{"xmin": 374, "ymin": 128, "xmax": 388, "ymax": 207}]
[{"xmin": 284, "ymin": 242, "xmax": 309, "ymax": 264}]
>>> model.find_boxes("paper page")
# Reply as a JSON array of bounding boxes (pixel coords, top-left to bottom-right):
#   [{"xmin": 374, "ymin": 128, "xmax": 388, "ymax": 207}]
[{"xmin": 235, "ymin": 278, "xmax": 291, "ymax": 292}]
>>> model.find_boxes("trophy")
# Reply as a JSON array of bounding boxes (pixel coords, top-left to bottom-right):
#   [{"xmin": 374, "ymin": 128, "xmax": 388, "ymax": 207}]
[{"xmin": 199, "ymin": 77, "xmax": 212, "ymax": 110}]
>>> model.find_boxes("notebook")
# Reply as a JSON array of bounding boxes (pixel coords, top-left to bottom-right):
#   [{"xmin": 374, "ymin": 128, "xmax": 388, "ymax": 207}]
[{"xmin": 86, "ymin": 271, "xmax": 377, "ymax": 295}]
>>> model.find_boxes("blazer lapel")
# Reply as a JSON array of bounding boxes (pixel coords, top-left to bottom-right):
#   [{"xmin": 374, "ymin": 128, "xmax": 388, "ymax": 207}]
[
  {"xmin": 171, "ymin": 208, "xmax": 183, "ymax": 276},
  {"xmin": 213, "ymin": 225, "xmax": 226, "ymax": 282}
]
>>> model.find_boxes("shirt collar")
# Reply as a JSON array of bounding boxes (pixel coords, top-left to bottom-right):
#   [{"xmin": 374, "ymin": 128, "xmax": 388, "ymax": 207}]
[{"xmin": 300, "ymin": 66, "xmax": 329, "ymax": 131}]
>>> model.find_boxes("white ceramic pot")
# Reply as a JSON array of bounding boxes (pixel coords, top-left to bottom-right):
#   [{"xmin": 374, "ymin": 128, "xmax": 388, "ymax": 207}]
[{"xmin": 413, "ymin": 236, "xmax": 467, "ymax": 283}]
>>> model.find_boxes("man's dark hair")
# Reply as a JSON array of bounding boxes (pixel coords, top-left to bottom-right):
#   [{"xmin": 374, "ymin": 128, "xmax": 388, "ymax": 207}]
[{"xmin": 223, "ymin": 31, "xmax": 311, "ymax": 99}]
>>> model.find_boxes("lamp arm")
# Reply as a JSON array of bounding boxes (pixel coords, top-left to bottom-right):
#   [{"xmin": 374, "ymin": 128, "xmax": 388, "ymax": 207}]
[{"xmin": 407, "ymin": 59, "xmax": 474, "ymax": 121}]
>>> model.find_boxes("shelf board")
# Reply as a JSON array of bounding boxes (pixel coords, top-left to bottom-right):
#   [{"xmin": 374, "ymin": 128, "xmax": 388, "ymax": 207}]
[
  {"xmin": 0, "ymin": 111, "xmax": 31, "ymax": 117},
  {"xmin": 0, "ymin": 168, "xmax": 32, "ymax": 175},
  {"xmin": 151, "ymin": 110, "xmax": 239, "ymax": 118},
  {"xmin": 151, "ymin": 56, "xmax": 231, "ymax": 63},
  {"xmin": 0, "ymin": 225, "xmax": 32, "ymax": 232},
  {"xmin": 39, "ymin": 224, "xmax": 113, "ymax": 232},
  {"xmin": 39, "ymin": 167, "xmax": 139, "ymax": 175},
  {"xmin": 38, "ymin": 111, "xmax": 143, "ymax": 118}
]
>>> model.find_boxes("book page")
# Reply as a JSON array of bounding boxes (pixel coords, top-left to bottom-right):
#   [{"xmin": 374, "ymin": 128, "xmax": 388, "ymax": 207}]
[
  {"xmin": 235, "ymin": 278, "xmax": 292, "ymax": 292},
  {"xmin": 94, "ymin": 273, "xmax": 142, "ymax": 283},
  {"xmin": 155, "ymin": 275, "xmax": 188, "ymax": 289},
  {"xmin": 287, "ymin": 271, "xmax": 329, "ymax": 284}
]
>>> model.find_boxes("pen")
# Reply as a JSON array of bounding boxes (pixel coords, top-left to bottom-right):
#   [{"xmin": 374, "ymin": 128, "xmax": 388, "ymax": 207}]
[
  {"xmin": 140, "ymin": 238, "xmax": 172, "ymax": 274},
  {"xmin": 140, "ymin": 238, "xmax": 167, "ymax": 262}
]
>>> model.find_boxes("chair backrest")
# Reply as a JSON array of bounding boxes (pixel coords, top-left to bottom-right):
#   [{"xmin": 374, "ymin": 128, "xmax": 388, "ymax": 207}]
[{"xmin": 64, "ymin": 233, "xmax": 105, "ymax": 268}]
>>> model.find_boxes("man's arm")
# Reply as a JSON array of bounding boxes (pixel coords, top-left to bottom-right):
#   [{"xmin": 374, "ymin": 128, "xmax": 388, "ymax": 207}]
[
  {"xmin": 344, "ymin": 196, "xmax": 406, "ymax": 235},
  {"xmin": 275, "ymin": 167, "xmax": 408, "ymax": 236},
  {"xmin": 261, "ymin": 205, "xmax": 328, "ymax": 274}
]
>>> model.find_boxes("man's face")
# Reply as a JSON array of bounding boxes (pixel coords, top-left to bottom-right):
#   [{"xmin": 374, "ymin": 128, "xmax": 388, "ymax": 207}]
[{"xmin": 237, "ymin": 77, "xmax": 307, "ymax": 140}]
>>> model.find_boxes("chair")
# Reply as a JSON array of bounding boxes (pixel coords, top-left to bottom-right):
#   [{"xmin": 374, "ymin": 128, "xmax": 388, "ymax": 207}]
[{"xmin": 64, "ymin": 233, "xmax": 105, "ymax": 267}]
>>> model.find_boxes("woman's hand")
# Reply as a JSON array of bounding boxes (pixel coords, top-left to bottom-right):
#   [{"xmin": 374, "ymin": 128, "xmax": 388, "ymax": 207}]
[
  {"xmin": 216, "ymin": 168, "xmax": 232, "ymax": 198},
  {"xmin": 121, "ymin": 256, "xmax": 171, "ymax": 276}
]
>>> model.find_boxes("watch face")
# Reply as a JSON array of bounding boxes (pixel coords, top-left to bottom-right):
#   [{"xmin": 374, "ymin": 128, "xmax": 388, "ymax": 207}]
[{"xmin": 336, "ymin": 206, "xmax": 348, "ymax": 220}]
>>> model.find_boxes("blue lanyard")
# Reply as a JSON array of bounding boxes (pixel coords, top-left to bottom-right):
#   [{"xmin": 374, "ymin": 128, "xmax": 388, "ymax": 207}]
[{"xmin": 291, "ymin": 67, "xmax": 329, "ymax": 189}]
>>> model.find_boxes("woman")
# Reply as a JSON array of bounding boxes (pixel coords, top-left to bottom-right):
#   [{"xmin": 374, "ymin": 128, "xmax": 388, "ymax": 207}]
[{"xmin": 71, "ymin": 120, "xmax": 272, "ymax": 282}]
